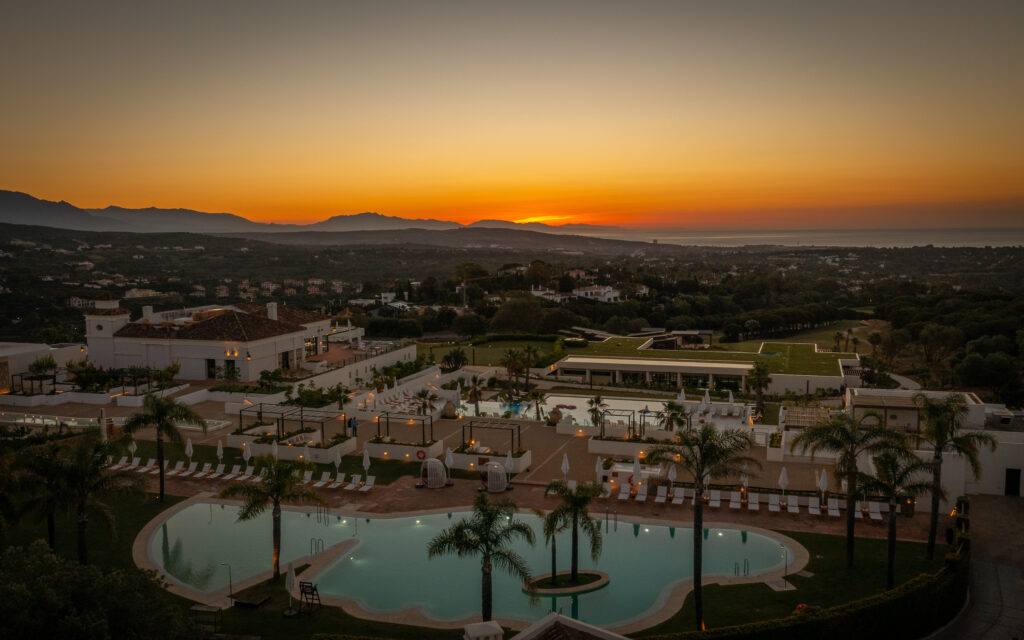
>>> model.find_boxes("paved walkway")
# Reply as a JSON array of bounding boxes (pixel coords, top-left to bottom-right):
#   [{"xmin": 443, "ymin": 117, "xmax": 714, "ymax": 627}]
[
  {"xmin": 933, "ymin": 495, "xmax": 1024, "ymax": 639},
  {"xmin": 888, "ymin": 373, "xmax": 922, "ymax": 390}
]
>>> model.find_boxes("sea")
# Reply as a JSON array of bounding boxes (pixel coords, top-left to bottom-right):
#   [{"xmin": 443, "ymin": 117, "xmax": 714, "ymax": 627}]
[{"xmin": 585, "ymin": 228, "xmax": 1024, "ymax": 248}]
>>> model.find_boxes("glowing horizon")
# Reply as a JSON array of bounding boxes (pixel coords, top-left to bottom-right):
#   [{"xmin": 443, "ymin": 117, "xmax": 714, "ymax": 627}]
[{"xmin": 2, "ymin": 1, "xmax": 1022, "ymax": 229}]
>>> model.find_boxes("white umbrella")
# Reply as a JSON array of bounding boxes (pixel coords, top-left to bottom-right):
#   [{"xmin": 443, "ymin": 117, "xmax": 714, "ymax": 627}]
[
  {"xmin": 632, "ymin": 455, "xmax": 641, "ymax": 488},
  {"xmin": 285, "ymin": 562, "xmax": 297, "ymax": 613},
  {"xmin": 505, "ymin": 449, "xmax": 514, "ymax": 482},
  {"xmin": 702, "ymin": 390, "xmax": 711, "ymax": 410},
  {"xmin": 819, "ymin": 469, "xmax": 829, "ymax": 496},
  {"xmin": 813, "ymin": 468, "xmax": 821, "ymax": 489},
  {"xmin": 456, "ymin": 381, "xmax": 463, "ymax": 400},
  {"xmin": 302, "ymin": 442, "xmax": 310, "ymax": 462},
  {"xmin": 362, "ymin": 447, "xmax": 371, "ymax": 474},
  {"xmin": 128, "ymin": 440, "xmax": 137, "ymax": 456},
  {"xmin": 216, "ymin": 440, "xmax": 223, "ymax": 462},
  {"xmin": 333, "ymin": 445, "xmax": 342, "ymax": 472},
  {"xmin": 728, "ymin": 390, "xmax": 734, "ymax": 405},
  {"xmin": 841, "ymin": 478, "xmax": 848, "ymax": 494},
  {"xmin": 185, "ymin": 438, "xmax": 193, "ymax": 463},
  {"xmin": 676, "ymin": 389, "xmax": 686, "ymax": 403},
  {"xmin": 561, "ymin": 454, "xmax": 570, "ymax": 484},
  {"xmin": 668, "ymin": 464, "xmax": 677, "ymax": 483},
  {"xmin": 445, "ymin": 448, "xmax": 454, "ymax": 479},
  {"xmin": 595, "ymin": 455, "xmax": 603, "ymax": 481},
  {"xmin": 778, "ymin": 467, "xmax": 789, "ymax": 494},
  {"xmin": 242, "ymin": 445, "xmax": 251, "ymax": 463},
  {"xmin": 740, "ymin": 472, "xmax": 749, "ymax": 489},
  {"xmin": 271, "ymin": 440, "xmax": 279, "ymax": 459}
]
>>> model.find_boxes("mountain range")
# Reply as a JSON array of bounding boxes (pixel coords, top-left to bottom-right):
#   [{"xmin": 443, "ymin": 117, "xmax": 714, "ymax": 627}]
[{"xmin": 0, "ymin": 190, "xmax": 621, "ymax": 236}]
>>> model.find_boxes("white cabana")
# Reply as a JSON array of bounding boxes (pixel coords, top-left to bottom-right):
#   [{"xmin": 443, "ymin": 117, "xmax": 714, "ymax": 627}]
[
  {"xmin": 420, "ymin": 458, "xmax": 448, "ymax": 489},
  {"xmin": 487, "ymin": 463, "xmax": 508, "ymax": 492}
]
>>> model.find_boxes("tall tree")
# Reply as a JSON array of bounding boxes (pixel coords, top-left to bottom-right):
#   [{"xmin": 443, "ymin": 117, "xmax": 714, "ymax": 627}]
[
  {"xmin": 17, "ymin": 442, "xmax": 66, "ymax": 549},
  {"xmin": 790, "ymin": 411, "xmax": 898, "ymax": 568},
  {"xmin": 219, "ymin": 455, "xmax": 325, "ymax": 581},
  {"xmin": 525, "ymin": 388, "xmax": 546, "ymax": 421},
  {"xmin": 122, "ymin": 394, "xmax": 207, "ymax": 502},
  {"xmin": 745, "ymin": 359, "xmax": 771, "ymax": 416},
  {"xmin": 427, "ymin": 494, "xmax": 535, "ymax": 621},
  {"xmin": 645, "ymin": 425, "xmax": 757, "ymax": 630},
  {"xmin": 531, "ymin": 508, "xmax": 569, "ymax": 586},
  {"xmin": 914, "ymin": 393, "xmax": 996, "ymax": 560},
  {"xmin": 521, "ymin": 344, "xmax": 540, "ymax": 390},
  {"xmin": 656, "ymin": 400, "xmax": 691, "ymax": 433},
  {"xmin": 499, "ymin": 348, "xmax": 524, "ymax": 391},
  {"xmin": 587, "ymin": 395, "xmax": 608, "ymax": 431},
  {"xmin": 466, "ymin": 375, "xmax": 485, "ymax": 416},
  {"xmin": 414, "ymin": 389, "xmax": 439, "ymax": 415},
  {"xmin": 860, "ymin": 447, "xmax": 935, "ymax": 589},
  {"xmin": 544, "ymin": 481, "xmax": 603, "ymax": 583},
  {"xmin": 61, "ymin": 433, "xmax": 144, "ymax": 564}
]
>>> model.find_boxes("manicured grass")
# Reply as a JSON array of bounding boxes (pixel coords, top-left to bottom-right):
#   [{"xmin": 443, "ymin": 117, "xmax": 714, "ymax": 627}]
[
  {"xmin": 419, "ymin": 340, "xmax": 559, "ymax": 367},
  {"xmin": 636, "ymin": 530, "xmax": 945, "ymax": 636},
  {"xmin": 760, "ymin": 402, "xmax": 781, "ymax": 425}
]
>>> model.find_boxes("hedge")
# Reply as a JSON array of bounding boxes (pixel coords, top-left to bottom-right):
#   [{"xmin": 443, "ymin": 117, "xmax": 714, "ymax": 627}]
[
  {"xmin": 470, "ymin": 333, "xmax": 562, "ymax": 345},
  {"xmin": 642, "ymin": 548, "xmax": 969, "ymax": 640}
]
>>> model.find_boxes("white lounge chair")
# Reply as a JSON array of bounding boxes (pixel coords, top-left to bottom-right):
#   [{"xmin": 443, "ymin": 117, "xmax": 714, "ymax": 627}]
[
  {"xmin": 206, "ymin": 463, "xmax": 225, "ymax": 479},
  {"xmin": 635, "ymin": 484, "xmax": 648, "ymax": 502},
  {"xmin": 301, "ymin": 470, "xmax": 314, "ymax": 484},
  {"xmin": 236, "ymin": 465, "xmax": 255, "ymax": 482},
  {"xmin": 359, "ymin": 476, "xmax": 375, "ymax": 492},
  {"xmin": 788, "ymin": 499, "xmax": 800, "ymax": 514},
  {"xmin": 618, "ymin": 484, "xmax": 631, "ymax": 500},
  {"xmin": 827, "ymin": 497, "xmax": 840, "ymax": 517},
  {"xmin": 165, "ymin": 461, "xmax": 186, "ymax": 476},
  {"xmin": 601, "ymin": 482, "xmax": 613, "ymax": 498},
  {"xmin": 344, "ymin": 474, "xmax": 362, "ymax": 490},
  {"xmin": 748, "ymin": 492, "xmax": 760, "ymax": 511},
  {"xmin": 136, "ymin": 459, "xmax": 156, "ymax": 473},
  {"xmin": 729, "ymin": 491, "xmax": 742, "ymax": 509},
  {"xmin": 328, "ymin": 473, "xmax": 347, "ymax": 489},
  {"xmin": 312, "ymin": 472, "xmax": 332, "ymax": 488},
  {"xmin": 655, "ymin": 486, "xmax": 667, "ymax": 503},
  {"xmin": 123, "ymin": 457, "xmax": 141, "ymax": 470},
  {"xmin": 150, "ymin": 460, "xmax": 168, "ymax": 475},
  {"xmin": 672, "ymin": 487, "xmax": 688, "ymax": 506},
  {"xmin": 193, "ymin": 463, "xmax": 213, "ymax": 478},
  {"xmin": 177, "ymin": 462, "xmax": 199, "ymax": 478},
  {"xmin": 709, "ymin": 490, "xmax": 721, "ymax": 508},
  {"xmin": 221, "ymin": 464, "xmax": 241, "ymax": 480},
  {"xmin": 109, "ymin": 456, "xmax": 128, "ymax": 469},
  {"xmin": 768, "ymin": 494, "xmax": 780, "ymax": 513},
  {"xmin": 855, "ymin": 500, "xmax": 864, "ymax": 519},
  {"xmin": 808, "ymin": 496, "xmax": 821, "ymax": 515},
  {"xmin": 869, "ymin": 501, "xmax": 883, "ymax": 521}
]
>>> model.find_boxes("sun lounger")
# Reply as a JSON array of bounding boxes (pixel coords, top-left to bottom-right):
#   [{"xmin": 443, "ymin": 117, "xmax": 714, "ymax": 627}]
[
  {"xmin": 635, "ymin": 484, "xmax": 648, "ymax": 502},
  {"xmin": 709, "ymin": 490, "xmax": 721, "ymax": 508},
  {"xmin": 545, "ymin": 480, "xmax": 559, "ymax": 496},
  {"xmin": 869, "ymin": 501, "xmax": 883, "ymax": 521},
  {"xmin": 809, "ymin": 496, "xmax": 821, "ymax": 515},
  {"xmin": 236, "ymin": 465, "xmax": 255, "ymax": 482},
  {"xmin": 206, "ymin": 463, "xmax": 226, "ymax": 479},
  {"xmin": 672, "ymin": 487, "xmax": 687, "ymax": 506},
  {"xmin": 359, "ymin": 476, "xmax": 375, "ymax": 492},
  {"xmin": 193, "ymin": 463, "xmax": 213, "ymax": 478},
  {"xmin": 136, "ymin": 459, "xmax": 156, "ymax": 473},
  {"xmin": 165, "ymin": 461, "xmax": 186, "ymax": 476},
  {"xmin": 618, "ymin": 484, "xmax": 631, "ymax": 500},
  {"xmin": 854, "ymin": 500, "xmax": 864, "ymax": 519},
  {"xmin": 655, "ymin": 486, "xmax": 668, "ymax": 503},
  {"xmin": 302, "ymin": 470, "xmax": 314, "ymax": 484},
  {"xmin": 769, "ymin": 494, "xmax": 780, "ymax": 513},
  {"xmin": 788, "ymin": 499, "xmax": 800, "ymax": 514},
  {"xmin": 827, "ymin": 497, "xmax": 840, "ymax": 517},
  {"xmin": 123, "ymin": 457, "xmax": 142, "ymax": 470},
  {"xmin": 177, "ymin": 461, "xmax": 199, "ymax": 478},
  {"xmin": 328, "ymin": 473, "xmax": 347, "ymax": 489},
  {"xmin": 109, "ymin": 456, "xmax": 127, "ymax": 469},
  {"xmin": 151, "ymin": 460, "xmax": 169, "ymax": 475},
  {"xmin": 729, "ymin": 491, "xmax": 742, "ymax": 509},
  {"xmin": 344, "ymin": 474, "xmax": 362, "ymax": 490},
  {"xmin": 748, "ymin": 492, "xmax": 760, "ymax": 511},
  {"xmin": 312, "ymin": 472, "xmax": 332, "ymax": 488},
  {"xmin": 221, "ymin": 464, "xmax": 241, "ymax": 480}
]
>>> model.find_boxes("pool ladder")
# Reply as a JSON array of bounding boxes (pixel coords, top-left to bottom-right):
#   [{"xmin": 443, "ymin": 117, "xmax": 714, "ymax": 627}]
[
  {"xmin": 314, "ymin": 504, "xmax": 330, "ymax": 526},
  {"xmin": 310, "ymin": 537, "xmax": 324, "ymax": 556},
  {"xmin": 734, "ymin": 559, "xmax": 750, "ymax": 577},
  {"xmin": 605, "ymin": 508, "xmax": 617, "ymax": 533}
]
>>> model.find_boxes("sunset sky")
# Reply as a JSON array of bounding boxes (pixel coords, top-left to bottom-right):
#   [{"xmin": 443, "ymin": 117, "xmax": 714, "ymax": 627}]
[{"xmin": 2, "ymin": 1, "xmax": 1023, "ymax": 228}]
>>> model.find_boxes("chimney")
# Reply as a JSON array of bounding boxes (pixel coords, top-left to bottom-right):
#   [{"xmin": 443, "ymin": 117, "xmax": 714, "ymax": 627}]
[
  {"xmin": 267, "ymin": 302, "xmax": 278, "ymax": 321},
  {"xmin": 142, "ymin": 305, "xmax": 153, "ymax": 319}
]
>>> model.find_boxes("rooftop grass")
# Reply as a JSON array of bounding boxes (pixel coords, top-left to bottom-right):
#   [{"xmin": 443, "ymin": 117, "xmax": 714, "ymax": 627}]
[{"xmin": 419, "ymin": 340, "xmax": 558, "ymax": 367}]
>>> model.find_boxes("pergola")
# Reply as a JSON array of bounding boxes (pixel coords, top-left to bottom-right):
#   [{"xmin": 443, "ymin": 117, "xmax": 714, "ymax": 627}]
[
  {"xmin": 602, "ymin": 408, "xmax": 639, "ymax": 438},
  {"xmin": 239, "ymin": 403, "xmax": 347, "ymax": 442},
  {"xmin": 461, "ymin": 419, "xmax": 522, "ymax": 454},
  {"xmin": 376, "ymin": 411, "xmax": 434, "ymax": 445}
]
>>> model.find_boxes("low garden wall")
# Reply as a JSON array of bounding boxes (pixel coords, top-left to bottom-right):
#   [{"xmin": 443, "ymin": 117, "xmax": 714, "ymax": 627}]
[
  {"xmin": 115, "ymin": 384, "xmax": 190, "ymax": 407},
  {"xmin": 446, "ymin": 450, "xmax": 532, "ymax": 473},
  {"xmin": 588, "ymin": 437, "xmax": 661, "ymax": 459},
  {"xmin": 363, "ymin": 439, "xmax": 444, "ymax": 463},
  {"xmin": 225, "ymin": 432, "xmax": 357, "ymax": 464},
  {"xmin": 1, "ymin": 387, "xmax": 129, "ymax": 407}
]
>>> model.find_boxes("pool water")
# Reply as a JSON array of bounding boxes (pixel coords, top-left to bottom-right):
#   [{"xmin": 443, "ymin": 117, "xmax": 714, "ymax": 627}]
[{"xmin": 150, "ymin": 503, "xmax": 790, "ymax": 627}]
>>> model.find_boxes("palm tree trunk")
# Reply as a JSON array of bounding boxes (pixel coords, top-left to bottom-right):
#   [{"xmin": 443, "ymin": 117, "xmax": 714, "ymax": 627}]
[
  {"xmin": 551, "ymin": 537, "xmax": 558, "ymax": 586},
  {"xmin": 47, "ymin": 509, "xmax": 56, "ymax": 550},
  {"xmin": 475, "ymin": 398, "xmax": 480, "ymax": 416},
  {"xmin": 845, "ymin": 483, "xmax": 856, "ymax": 568},
  {"xmin": 887, "ymin": 499, "xmax": 897, "ymax": 590},
  {"xmin": 272, "ymin": 505, "xmax": 282, "ymax": 581},
  {"xmin": 156, "ymin": 430, "xmax": 165, "ymax": 502},
  {"xmin": 927, "ymin": 451, "xmax": 942, "ymax": 561},
  {"xmin": 571, "ymin": 513, "xmax": 579, "ymax": 583},
  {"xmin": 77, "ymin": 505, "xmax": 88, "ymax": 564},
  {"xmin": 693, "ymin": 485, "xmax": 705, "ymax": 630},
  {"xmin": 481, "ymin": 555, "xmax": 493, "ymax": 621}
]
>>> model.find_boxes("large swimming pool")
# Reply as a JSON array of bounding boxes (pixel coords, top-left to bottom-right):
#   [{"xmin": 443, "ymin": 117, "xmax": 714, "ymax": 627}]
[{"xmin": 150, "ymin": 502, "xmax": 792, "ymax": 627}]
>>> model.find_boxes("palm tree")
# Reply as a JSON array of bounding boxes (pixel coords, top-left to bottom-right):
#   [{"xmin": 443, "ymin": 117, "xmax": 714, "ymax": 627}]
[
  {"xmin": 587, "ymin": 395, "xmax": 608, "ymax": 432},
  {"xmin": 656, "ymin": 401, "xmax": 691, "ymax": 432},
  {"xmin": 443, "ymin": 346, "xmax": 469, "ymax": 371},
  {"xmin": 544, "ymin": 481, "xmax": 602, "ymax": 583},
  {"xmin": 500, "ymin": 348, "xmax": 524, "ymax": 391},
  {"xmin": 833, "ymin": 330, "xmax": 843, "ymax": 352},
  {"xmin": 62, "ymin": 432, "xmax": 144, "ymax": 564},
  {"xmin": 219, "ymin": 454, "xmax": 325, "ymax": 581},
  {"xmin": 122, "ymin": 394, "xmax": 207, "ymax": 502},
  {"xmin": 845, "ymin": 327, "xmax": 854, "ymax": 352},
  {"xmin": 914, "ymin": 393, "xmax": 996, "ymax": 560},
  {"xmin": 466, "ymin": 375, "xmax": 485, "ymax": 416},
  {"xmin": 525, "ymin": 388, "xmax": 546, "ymax": 421},
  {"xmin": 521, "ymin": 345, "xmax": 540, "ymax": 390},
  {"xmin": 790, "ymin": 411, "xmax": 898, "ymax": 568},
  {"xmin": 17, "ymin": 441, "xmax": 66, "ymax": 549},
  {"xmin": 645, "ymin": 424, "xmax": 757, "ymax": 630},
  {"xmin": 868, "ymin": 332, "xmax": 883, "ymax": 380},
  {"xmin": 531, "ymin": 508, "xmax": 569, "ymax": 586},
  {"xmin": 0, "ymin": 451, "xmax": 19, "ymax": 540},
  {"xmin": 745, "ymin": 359, "xmax": 771, "ymax": 416},
  {"xmin": 851, "ymin": 336, "xmax": 860, "ymax": 354},
  {"xmin": 427, "ymin": 494, "xmax": 535, "ymax": 621},
  {"xmin": 415, "ymin": 389, "xmax": 439, "ymax": 415},
  {"xmin": 860, "ymin": 447, "xmax": 935, "ymax": 589}
]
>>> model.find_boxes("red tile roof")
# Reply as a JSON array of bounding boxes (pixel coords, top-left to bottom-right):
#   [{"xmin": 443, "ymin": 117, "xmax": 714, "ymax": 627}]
[
  {"xmin": 234, "ymin": 303, "xmax": 328, "ymax": 325},
  {"xmin": 113, "ymin": 311, "xmax": 306, "ymax": 342}
]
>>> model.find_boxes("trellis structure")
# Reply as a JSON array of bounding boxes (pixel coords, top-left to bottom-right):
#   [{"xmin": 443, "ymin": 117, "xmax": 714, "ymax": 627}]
[
  {"xmin": 461, "ymin": 419, "xmax": 522, "ymax": 453},
  {"xmin": 238, "ymin": 403, "xmax": 347, "ymax": 442},
  {"xmin": 602, "ymin": 408, "xmax": 638, "ymax": 438},
  {"xmin": 376, "ymin": 411, "xmax": 434, "ymax": 445}
]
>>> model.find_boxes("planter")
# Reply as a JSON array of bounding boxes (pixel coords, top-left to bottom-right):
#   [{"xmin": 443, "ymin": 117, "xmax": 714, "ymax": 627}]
[
  {"xmin": 364, "ymin": 440, "xmax": 444, "ymax": 463},
  {"xmin": 556, "ymin": 423, "xmax": 600, "ymax": 436},
  {"xmin": 587, "ymin": 438, "xmax": 658, "ymax": 459},
  {"xmin": 523, "ymin": 571, "xmax": 609, "ymax": 596},
  {"xmin": 226, "ymin": 436, "xmax": 356, "ymax": 463},
  {"xmin": 115, "ymin": 384, "xmax": 190, "ymax": 407},
  {"xmin": 766, "ymin": 445, "xmax": 784, "ymax": 462},
  {"xmin": 447, "ymin": 450, "xmax": 532, "ymax": 473}
]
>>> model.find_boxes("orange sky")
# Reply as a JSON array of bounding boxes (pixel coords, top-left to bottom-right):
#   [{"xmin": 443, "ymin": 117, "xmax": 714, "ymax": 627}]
[{"xmin": 2, "ymin": 1, "xmax": 1023, "ymax": 228}]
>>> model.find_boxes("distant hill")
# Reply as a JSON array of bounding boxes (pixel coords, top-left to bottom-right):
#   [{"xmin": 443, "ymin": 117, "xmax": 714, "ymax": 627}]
[{"xmin": 0, "ymin": 190, "xmax": 620, "ymax": 236}]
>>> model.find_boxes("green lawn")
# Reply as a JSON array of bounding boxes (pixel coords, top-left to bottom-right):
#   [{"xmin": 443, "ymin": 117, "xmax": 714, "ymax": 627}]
[
  {"xmin": 636, "ymin": 530, "xmax": 945, "ymax": 636},
  {"xmin": 419, "ymin": 340, "xmax": 559, "ymax": 367},
  {"xmin": 722, "ymin": 320, "xmax": 871, "ymax": 355}
]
